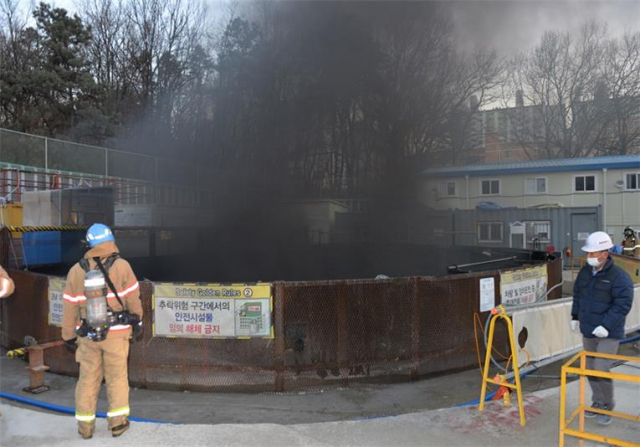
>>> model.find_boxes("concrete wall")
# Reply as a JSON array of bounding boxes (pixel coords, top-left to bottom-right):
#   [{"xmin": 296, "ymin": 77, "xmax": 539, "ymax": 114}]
[
  {"xmin": 22, "ymin": 188, "xmax": 114, "ymax": 227},
  {"xmin": 332, "ymin": 207, "xmax": 600, "ymax": 260}
]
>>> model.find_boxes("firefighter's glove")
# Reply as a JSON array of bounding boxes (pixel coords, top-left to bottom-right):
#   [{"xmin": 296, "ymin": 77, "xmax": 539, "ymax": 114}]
[
  {"xmin": 117, "ymin": 312, "xmax": 140, "ymax": 326},
  {"xmin": 64, "ymin": 338, "xmax": 77, "ymax": 353},
  {"xmin": 118, "ymin": 312, "xmax": 143, "ymax": 338},
  {"xmin": 132, "ymin": 320, "xmax": 143, "ymax": 338},
  {"xmin": 570, "ymin": 320, "xmax": 579, "ymax": 332},
  {"xmin": 592, "ymin": 325, "xmax": 609, "ymax": 338}
]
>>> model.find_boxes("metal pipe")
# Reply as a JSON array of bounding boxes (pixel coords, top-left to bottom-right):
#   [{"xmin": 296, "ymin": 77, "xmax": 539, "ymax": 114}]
[
  {"xmin": 603, "ymin": 168, "xmax": 607, "ymax": 231},
  {"xmin": 465, "ymin": 175, "xmax": 469, "ymax": 209},
  {"xmin": 448, "ymin": 256, "xmax": 517, "ymax": 270}
]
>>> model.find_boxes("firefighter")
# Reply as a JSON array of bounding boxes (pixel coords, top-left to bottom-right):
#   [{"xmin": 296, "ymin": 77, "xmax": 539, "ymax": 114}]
[
  {"xmin": 62, "ymin": 223, "xmax": 143, "ymax": 439},
  {"xmin": 0, "ymin": 265, "xmax": 15, "ymax": 298},
  {"xmin": 621, "ymin": 226, "xmax": 640, "ymax": 258}
]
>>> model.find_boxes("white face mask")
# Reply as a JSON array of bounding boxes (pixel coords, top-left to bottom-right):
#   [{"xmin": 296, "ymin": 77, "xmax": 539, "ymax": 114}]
[{"xmin": 587, "ymin": 257, "xmax": 603, "ymax": 267}]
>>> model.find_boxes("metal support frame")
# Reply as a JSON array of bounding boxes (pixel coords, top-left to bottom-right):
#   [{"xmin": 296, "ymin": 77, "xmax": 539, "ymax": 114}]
[
  {"xmin": 559, "ymin": 350, "xmax": 640, "ymax": 447},
  {"xmin": 9, "ymin": 340, "xmax": 65, "ymax": 394},
  {"xmin": 478, "ymin": 304, "xmax": 526, "ymax": 426}
]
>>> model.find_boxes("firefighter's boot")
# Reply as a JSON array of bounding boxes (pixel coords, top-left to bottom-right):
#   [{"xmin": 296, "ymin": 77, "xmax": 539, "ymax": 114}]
[
  {"xmin": 77, "ymin": 421, "xmax": 95, "ymax": 440},
  {"xmin": 111, "ymin": 418, "xmax": 130, "ymax": 437}
]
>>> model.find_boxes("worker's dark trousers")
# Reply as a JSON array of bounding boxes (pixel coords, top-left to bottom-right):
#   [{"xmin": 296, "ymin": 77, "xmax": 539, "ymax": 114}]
[{"xmin": 582, "ymin": 337, "xmax": 620, "ymax": 408}]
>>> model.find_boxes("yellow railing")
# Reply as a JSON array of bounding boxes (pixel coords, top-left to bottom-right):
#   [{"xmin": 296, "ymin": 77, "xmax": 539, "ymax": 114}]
[{"xmin": 559, "ymin": 350, "xmax": 640, "ymax": 447}]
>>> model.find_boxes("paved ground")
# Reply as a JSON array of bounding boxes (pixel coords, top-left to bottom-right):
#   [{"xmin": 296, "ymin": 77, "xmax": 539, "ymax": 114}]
[
  {"xmin": 1, "ymin": 346, "xmax": 639, "ymax": 446},
  {"xmin": 0, "ymin": 345, "xmax": 607, "ymax": 425},
  {"xmin": 1, "ymin": 368, "xmax": 639, "ymax": 447}
]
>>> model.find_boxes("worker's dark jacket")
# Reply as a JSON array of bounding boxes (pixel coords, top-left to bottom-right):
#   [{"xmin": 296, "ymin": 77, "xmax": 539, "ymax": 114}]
[{"xmin": 571, "ymin": 256, "xmax": 634, "ymax": 339}]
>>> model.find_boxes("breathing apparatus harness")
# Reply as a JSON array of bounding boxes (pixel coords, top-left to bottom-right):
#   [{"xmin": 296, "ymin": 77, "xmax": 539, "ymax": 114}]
[{"xmin": 75, "ymin": 254, "xmax": 141, "ymax": 342}]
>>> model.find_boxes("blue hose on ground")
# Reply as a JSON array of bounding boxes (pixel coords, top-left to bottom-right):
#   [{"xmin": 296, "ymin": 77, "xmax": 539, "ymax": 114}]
[
  {"xmin": 453, "ymin": 367, "xmax": 538, "ymax": 408},
  {"xmin": 456, "ymin": 330, "xmax": 640, "ymax": 408},
  {"xmin": 453, "ymin": 390, "xmax": 498, "ymax": 407},
  {"xmin": 0, "ymin": 391, "xmax": 172, "ymax": 424},
  {"xmin": 2, "ymin": 333, "xmax": 639, "ymax": 417},
  {"xmin": 620, "ymin": 332, "xmax": 640, "ymax": 344}
]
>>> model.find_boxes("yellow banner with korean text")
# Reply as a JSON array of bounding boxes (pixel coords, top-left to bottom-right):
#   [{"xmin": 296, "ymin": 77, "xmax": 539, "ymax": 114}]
[
  {"xmin": 500, "ymin": 265, "xmax": 548, "ymax": 306},
  {"xmin": 152, "ymin": 283, "xmax": 273, "ymax": 339}
]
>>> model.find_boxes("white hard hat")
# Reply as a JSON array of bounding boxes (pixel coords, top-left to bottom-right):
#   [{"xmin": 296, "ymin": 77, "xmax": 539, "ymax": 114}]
[{"xmin": 581, "ymin": 231, "xmax": 613, "ymax": 252}]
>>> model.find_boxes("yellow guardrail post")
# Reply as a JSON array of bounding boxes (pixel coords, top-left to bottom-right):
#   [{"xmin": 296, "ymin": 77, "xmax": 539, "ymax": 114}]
[
  {"xmin": 478, "ymin": 305, "xmax": 526, "ymax": 426},
  {"xmin": 559, "ymin": 350, "xmax": 640, "ymax": 447},
  {"xmin": 559, "ymin": 357, "xmax": 567, "ymax": 447},
  {"xmin": 579, "ymin": 352, "xmax": 586, "ymax": 441}
]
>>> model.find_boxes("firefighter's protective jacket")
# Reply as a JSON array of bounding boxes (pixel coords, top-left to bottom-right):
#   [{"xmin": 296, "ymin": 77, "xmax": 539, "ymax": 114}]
[
  {"xmin": 62, "ymin": 241, "xmax": 142, "ymax": 341},
  {"xmin": 621, "ymin": 236, "xmax": 640, "ymax": 258},
  {"xmin": 0, "ymin": 265, "xmax": 15, "ymax": 298}
]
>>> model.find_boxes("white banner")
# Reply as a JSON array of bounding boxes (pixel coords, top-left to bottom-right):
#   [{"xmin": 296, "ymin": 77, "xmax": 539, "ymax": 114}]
[
  {"xmin": 153, "ymin": 283, "xmax": 273, "ymax": 339},
  {"xmin": 511, "ymin": 287, "xmax": 640, "ymax": 365},
  {"xmin": 479, "ymin": 277, "xmax": 495, "ymax": 312},
  {"xmin": 48, "ymin": 277, "xmax": 66, "ymax": 327}
]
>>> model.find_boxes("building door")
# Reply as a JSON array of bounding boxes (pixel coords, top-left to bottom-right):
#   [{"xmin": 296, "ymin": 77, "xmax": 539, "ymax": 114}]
[
  {"xmin": 511, "ymin": 233, "xmax": 524, "ymax": 249},
  {"xmin": 571, "ymin": 213, "xmax": 598, "ymax": 267},
  {"xmin": 509, "ymin": 221, "xmax": 525, "ymax": 248}
]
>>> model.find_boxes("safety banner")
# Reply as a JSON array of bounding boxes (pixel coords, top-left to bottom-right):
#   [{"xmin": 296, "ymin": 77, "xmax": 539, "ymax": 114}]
[
  {"xmin": 500, "ymin": 265, "xmax": 548, "ymax": 306},
  {"xmin": 48, "ymin": 277, "xmax": 66, "ymax": 327},
  {"xmin": 152, "ymin": 283, "xmax": 273, "ymax": 339}
]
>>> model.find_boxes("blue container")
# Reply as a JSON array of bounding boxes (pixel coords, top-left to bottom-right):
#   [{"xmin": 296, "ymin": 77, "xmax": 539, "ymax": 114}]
[
  {"xmin": 22, "ymin": 231, "xmax": 62, "ymax": 266},
  {"xmin": 61, "ymin": 230, "xmax": 86, "ymax": 265}
]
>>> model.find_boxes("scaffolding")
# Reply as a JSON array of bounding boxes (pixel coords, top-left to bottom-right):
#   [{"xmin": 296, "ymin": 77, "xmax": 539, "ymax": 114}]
[{"xmin": 0, "ymin": 127, "xmax": 215, "ymax": 208}]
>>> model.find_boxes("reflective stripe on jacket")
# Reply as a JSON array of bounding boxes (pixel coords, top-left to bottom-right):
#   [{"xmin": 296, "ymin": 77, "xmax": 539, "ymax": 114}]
[{"xmin": 62, "ymin": 241, "xmax": 143, "ymax": 341}]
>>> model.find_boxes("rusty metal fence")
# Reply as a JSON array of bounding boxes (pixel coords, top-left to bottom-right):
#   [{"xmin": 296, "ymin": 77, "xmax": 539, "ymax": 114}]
[{"xmin": 0, "ymin": 255, "xmax": 562, "ymax": 393}]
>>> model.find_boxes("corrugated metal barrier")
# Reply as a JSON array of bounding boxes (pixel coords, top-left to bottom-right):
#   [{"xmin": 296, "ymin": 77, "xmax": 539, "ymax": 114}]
[{"xmin": 0, "ymin": 254, "xmax": 563, "ymax": 393}]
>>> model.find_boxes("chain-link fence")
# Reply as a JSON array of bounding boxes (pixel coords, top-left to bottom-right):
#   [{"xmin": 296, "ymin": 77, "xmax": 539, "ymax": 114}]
[
  {"xmin": 0, "ymin": 128, "xmax": 220, "ymax": 207},
  {"xmin": 0, "ymin": 128, "xmax": 205, "ymax": 188},
  {"xmin": 0, "ymin": 242, "xmax": 563, "ymax": 392}
]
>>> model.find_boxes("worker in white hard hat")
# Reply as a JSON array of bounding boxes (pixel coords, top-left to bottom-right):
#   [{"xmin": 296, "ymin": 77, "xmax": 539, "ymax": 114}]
[{"xmin": 570, "ymin": 231, "xmax": 633, "ymax": 426}]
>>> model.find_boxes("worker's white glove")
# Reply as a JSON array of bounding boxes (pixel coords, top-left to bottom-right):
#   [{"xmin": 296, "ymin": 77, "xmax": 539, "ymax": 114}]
[
  {"xmin": 570, "ymin": 320, "xmax": 579, "ymax": 332},
  {"xmin": 592, "ymin": 325, "xmax": 609, "ymax": 338}
]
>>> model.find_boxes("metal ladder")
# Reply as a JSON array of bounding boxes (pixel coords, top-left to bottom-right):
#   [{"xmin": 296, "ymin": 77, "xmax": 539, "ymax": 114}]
[{"xmin": 8, "ymin": 233, "xmax": 27, "ymax": 269}]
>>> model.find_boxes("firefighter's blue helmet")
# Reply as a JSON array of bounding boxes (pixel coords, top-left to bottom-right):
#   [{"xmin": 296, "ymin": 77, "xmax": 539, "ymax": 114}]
[{"xmin": 86, "ymin": 223, "xmax": 115, "ymax": 248}]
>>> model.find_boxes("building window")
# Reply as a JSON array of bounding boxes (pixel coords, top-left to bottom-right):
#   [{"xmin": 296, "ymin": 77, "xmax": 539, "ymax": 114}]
[
  {"xmin": 478, "ymin": 222, "xmax": 503, "ymax": 242},
  {"xmin": 481, "ymin": 179, "xmax": 500, "ymax": 195},
  {"xmin": 525, "ymin": 221, "xmax": 551, "ymax": 243},
  {"xmin": 525, "ymin": 177, "xmax": 547, "ymax": 194},
  {"xmin": 437, "ymin": 181, "xmax": 456, "ymax": 197},
  {"xmin": 626, "ymin": 173, "xmax": 639, "ymax": 190},
  {"xmin": 574, "ymin": 175, "xmax": 595, "ymax": 192}
]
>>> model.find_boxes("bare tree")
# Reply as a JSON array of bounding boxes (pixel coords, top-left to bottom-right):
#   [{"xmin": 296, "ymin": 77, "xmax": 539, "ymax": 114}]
[
  {"xmin": 0, "ymin": 0, "xmax": 33, "ymax": 129},
  {"xmin": 80, "ymin": 0, "xmax": 209, "ymax": 152},
  {"xmin": 504, "ymin": 22, "xmax": 640, "ymax": 159},
  {"xmin": 601, "ymin": 31, "xmax": 640, "ymax": 154},
  {"xmin": 206, "ymin": 1, "xmax": 503, "ymax": 204},
  {"xmin": 370, "ymin": 2, "xmax": 502, "ymax": 194}
]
